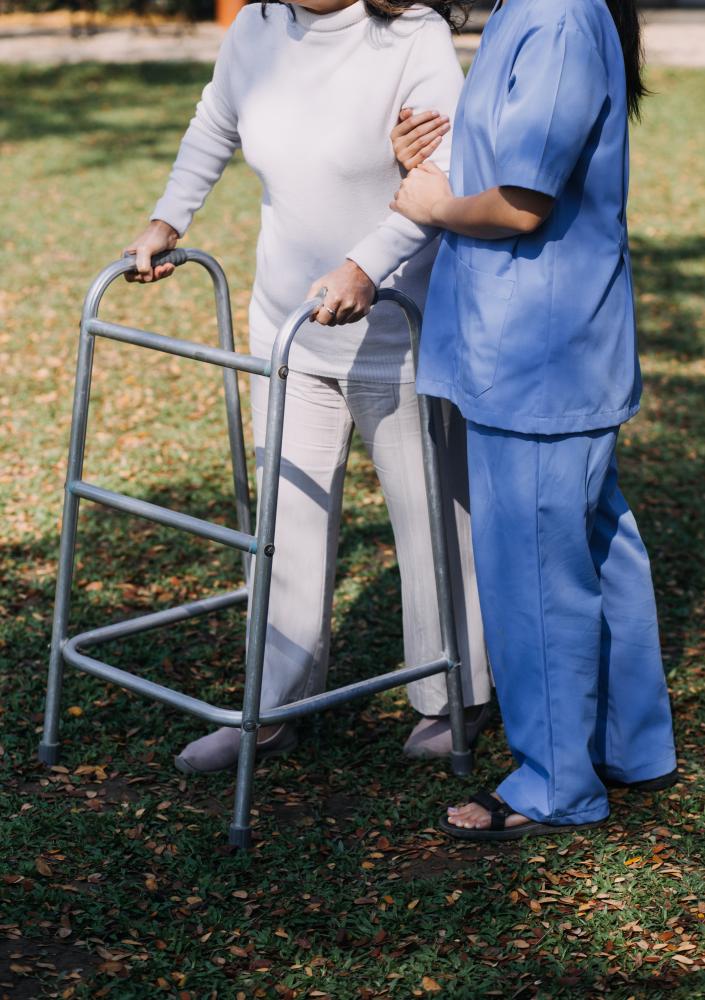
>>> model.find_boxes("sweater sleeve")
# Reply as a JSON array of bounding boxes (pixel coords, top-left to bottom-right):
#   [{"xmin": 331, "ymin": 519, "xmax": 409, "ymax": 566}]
[
  {"xmin": 346, "ymin": 17, "xmax": 464, "ymax": 287},
  {"xmin": 151, "ymin": 24, "xmax": 242, "ymax": 237}
]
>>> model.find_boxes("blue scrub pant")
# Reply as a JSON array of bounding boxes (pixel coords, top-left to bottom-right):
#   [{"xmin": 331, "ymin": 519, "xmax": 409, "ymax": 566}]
[{"xmin": 466, "ymin": 422, "xmax": 677, "ymax": 825}]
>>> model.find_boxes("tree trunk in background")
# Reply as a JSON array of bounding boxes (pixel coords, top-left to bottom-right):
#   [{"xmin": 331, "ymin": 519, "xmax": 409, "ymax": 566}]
[{"xmin": 215, "ymin": 0, "xmax": 247, "ymax": 26}]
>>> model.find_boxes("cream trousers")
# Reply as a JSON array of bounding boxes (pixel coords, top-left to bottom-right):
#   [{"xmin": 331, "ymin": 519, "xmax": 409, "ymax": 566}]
[{"xmin": 249, "ymin": 371, "xmax": 491, "ymax": 716}]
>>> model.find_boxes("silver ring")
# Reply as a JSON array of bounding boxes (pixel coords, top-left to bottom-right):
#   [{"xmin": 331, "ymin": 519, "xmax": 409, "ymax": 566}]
[{"xmin": 324, "ymin": 305, "xmax": 337, "ymax": 317}]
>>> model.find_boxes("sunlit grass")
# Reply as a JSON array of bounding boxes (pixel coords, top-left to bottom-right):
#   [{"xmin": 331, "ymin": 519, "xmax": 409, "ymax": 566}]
[{"xmin": 1, "ymin": 63, "xmax": 704, "ymax": 999}]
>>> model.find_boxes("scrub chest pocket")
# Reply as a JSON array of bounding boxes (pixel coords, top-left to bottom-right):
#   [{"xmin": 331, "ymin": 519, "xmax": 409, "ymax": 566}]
[{"xmin": 454, "ymin": 257, "xmax": 515, "ymax": 398}]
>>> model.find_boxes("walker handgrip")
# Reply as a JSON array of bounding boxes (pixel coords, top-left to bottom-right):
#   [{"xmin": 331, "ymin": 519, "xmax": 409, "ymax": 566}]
[
  {"xmin": 151, "ymin": 248, "xmax": 188, "ymax": 268},
  {"xmin": 122, "ymin": 248, "xmax": 189, "ymax": 271}
]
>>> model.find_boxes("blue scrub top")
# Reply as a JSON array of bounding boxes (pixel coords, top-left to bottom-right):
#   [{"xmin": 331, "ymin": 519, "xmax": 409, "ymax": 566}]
[{"xmin": 417, "ymin": 0, "xmax": 642, "ymax": 434}]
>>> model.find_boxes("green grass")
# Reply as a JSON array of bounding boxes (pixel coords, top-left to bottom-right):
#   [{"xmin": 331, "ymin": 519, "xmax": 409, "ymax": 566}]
[{"xmin": 1, "ymin": 62, "xmax": 705, "ymax": 1000}]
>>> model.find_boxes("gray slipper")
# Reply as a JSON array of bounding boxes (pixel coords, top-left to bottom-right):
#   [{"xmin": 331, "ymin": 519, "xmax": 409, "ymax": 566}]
[
  {"xmin": 403, "ymin": 702, "xmax": 492, "ymax": 759},
  {"xmin": 174, "ymin": 722, "xmax": 298, "ymax": 775}
]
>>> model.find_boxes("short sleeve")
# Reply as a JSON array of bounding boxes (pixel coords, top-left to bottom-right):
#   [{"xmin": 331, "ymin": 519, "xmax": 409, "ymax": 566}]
[{"xmin": 495, "ymin": 16, "xmax": 608, "ymax": 198}]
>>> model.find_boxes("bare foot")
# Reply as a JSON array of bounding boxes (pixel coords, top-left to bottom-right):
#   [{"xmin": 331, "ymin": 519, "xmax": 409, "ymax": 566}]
[{"xmin": 446, "ymin": 792, "xmax": 529, "ymax": 830}]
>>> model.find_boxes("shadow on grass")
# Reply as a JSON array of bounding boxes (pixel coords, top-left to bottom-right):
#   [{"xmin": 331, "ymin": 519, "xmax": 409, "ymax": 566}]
[
  {"xmin": 625, "ymin": 369, "xmax": 705, "ymax": 676},
  {"xmin": 631, "ymin": 233, "xmax": 705, "ymax": 360},
  {"xmin": 1, "ymin": 337, "xmax": 703, "ymax": 733},
  {"xmin": 1, "ymin": 474, "xmax": 403, "ymax": 740},
  {"xmin": 0, "ymin": 62, "xmax": 211, "ymax": 158},
  {"xmin": 2, "ymin": 424, "xmax": 704, "ymax": 998}
]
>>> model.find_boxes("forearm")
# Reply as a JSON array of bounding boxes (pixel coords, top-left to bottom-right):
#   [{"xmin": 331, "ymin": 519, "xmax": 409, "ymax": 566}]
[
  {"xmin": 152, "ymin": 24, "xmax": 242, "ymax": 237},
  {"xmin": 152, "ymin": 113, "xmax": 240, "ymax": 237},
  {"xmin": 431, "ymin": 186, "xmax": 553, "ymax": 239},
  {"xmin": 347, "ymin": 213, "xmax": 438, "ymax": 289}
]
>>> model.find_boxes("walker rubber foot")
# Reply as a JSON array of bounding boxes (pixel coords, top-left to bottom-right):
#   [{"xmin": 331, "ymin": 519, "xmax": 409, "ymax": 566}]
[
  {"xmin": 229, "ymin": 824, "xmax": 253, "ymax": 850},
  {"xmin": 38, "ymin": 742, "xmax": 61, "ymax": 766},
  {"xmin": 450, "ymin": 749, "xmax": 474, "ymax": 778}
]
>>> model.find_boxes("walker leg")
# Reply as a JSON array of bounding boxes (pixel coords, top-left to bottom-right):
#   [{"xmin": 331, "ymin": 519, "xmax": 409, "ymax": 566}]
[
  {"xmin": 39, "ymin": 504, "xmax": 77, "ymax": 766},
  {"xmin": 211, "ymin": 260, "xmax": 253, "ymax": 585},
  {"xmin": 212, "ymin": 256, "xmax": 256, "ymax": 847},
  {"xmin": 229, "ymin": 722, "xmax": 257, "ymax": 850},
  {"xmin": 39, "ymin": 324, "xmax": 96, "ymax": 765},
  {"xmin": 418, "ymin": 395, "xmax": 474, "ymax": 777},
  {"xmin": 229, "ymin": 362, "xmax": 289, "ymax": 849},
  {"xmin": 446, "ymin": 661, "xmax": 474, "ymax": 777}
]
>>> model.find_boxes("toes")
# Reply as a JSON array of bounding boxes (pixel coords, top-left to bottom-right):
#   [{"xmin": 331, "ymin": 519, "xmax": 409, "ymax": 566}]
[
  {"xmin": 451, "ymin": 805, "xmax": 482, "ymax": 820},
  {"xmin": 446, "ymin": 798, "xmax": 500, "ymax": 830},
  {"xmin": 447, "ymin": 812, "xmax": 485, "ymax": 829}
]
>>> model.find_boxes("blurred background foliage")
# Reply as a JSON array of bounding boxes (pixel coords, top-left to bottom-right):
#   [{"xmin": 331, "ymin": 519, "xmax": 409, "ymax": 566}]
[{"xmin": 0, "ymin": 1, "xmax": 216, "ymax": 18}]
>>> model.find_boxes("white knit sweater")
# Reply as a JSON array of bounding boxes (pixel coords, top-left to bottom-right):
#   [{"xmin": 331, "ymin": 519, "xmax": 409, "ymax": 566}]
[{"xmin": 152, "ymin": 1, "xmax": 463, "ymax": 381}]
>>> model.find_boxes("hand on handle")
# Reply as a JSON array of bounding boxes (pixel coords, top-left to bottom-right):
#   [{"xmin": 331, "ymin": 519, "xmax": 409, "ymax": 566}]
[
  {"xmin": 306, "ymin": 260, "xmax": 376, "ymax": 327},
  {"xmin": 124, "ymin": 219, "xmax": 179, "ymax": 283}
]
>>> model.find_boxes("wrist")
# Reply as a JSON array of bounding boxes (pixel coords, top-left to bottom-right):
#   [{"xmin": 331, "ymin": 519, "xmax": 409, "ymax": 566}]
[
  {"xmin": 344, "ymin": 257, "xmax": 376, "ymax": 288},
  {"xmin": 150, "ymin": 218, "xmax": 179, "ymax": 238},
  {"xmin": 429, "ymin": 195, "xmax": 455, "ymax": 228}
]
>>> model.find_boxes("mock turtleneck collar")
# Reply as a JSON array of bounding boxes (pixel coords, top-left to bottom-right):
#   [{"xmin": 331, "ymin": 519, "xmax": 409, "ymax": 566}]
[{"xmin": 293, "ymin": 0, "xmax": 368, "ymax": 32}]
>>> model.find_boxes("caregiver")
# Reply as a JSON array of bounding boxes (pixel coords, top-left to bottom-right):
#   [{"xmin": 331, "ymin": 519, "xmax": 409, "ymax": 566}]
[
  {"xmin": 392, "ymin": 0, "xmax": 677, "ymax": 839},
  {"xmin": 124, "ymin": 0, "xmax": 492, "ymax": 773}
]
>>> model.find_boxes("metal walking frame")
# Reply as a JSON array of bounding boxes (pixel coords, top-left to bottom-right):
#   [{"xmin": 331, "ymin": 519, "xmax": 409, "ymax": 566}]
[{"xmin": 39, "ymin": 248, "xmax": 473, "ymax": 850}]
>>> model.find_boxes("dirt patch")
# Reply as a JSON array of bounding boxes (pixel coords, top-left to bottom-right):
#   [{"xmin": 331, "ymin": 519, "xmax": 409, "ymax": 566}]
[
  {"xmin": 0, "ymin": 937, "xmax": 101, "ymax": 1000},
  {"xmin": 394, "ymin": 845, "xmax": 496, "ymax": 881},
  {"xmin": 17, "ymin": 774, "xmax": 145, "ymax": 807},
  {"xmin": 321, "ymin": 792, "xmax": 360, "ymax": 823}
]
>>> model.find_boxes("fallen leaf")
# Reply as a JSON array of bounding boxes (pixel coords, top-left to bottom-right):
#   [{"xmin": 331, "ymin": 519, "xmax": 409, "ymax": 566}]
[{"xmin": 35, "ymin": 857, "xmax": 53, "ymax": 877}]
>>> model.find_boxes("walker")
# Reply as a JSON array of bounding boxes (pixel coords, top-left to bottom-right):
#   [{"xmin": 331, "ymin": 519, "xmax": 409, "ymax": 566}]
[{"xmin": 38, "ymin": 249, "xmax": 472, "ymax": 849}]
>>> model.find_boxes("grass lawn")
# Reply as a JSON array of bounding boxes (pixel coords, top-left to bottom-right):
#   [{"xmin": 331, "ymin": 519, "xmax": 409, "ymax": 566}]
[{"xmin": 1, "ymin": 62, "xmax": 705, "ymax": 1000}]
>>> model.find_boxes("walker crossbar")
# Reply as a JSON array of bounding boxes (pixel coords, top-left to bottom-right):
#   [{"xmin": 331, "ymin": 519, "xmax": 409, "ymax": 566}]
[
  {"xmin": 69, "ymin": 480, "xmax": 258, "ymax": 553},
  {"xmin": 88, "ymin": 317, "xmax": 271, "ymax": 377},
  {"xmin": 62, "ymin": 636, "xmax": 450, "ymax": 729},
  {"xmin": 39, "ymin": 248, "xmax": 473, "ymax": 851}
]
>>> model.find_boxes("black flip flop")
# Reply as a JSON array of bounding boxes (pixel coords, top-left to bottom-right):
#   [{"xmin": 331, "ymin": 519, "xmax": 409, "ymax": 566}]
[
  {"xmin": 439, "ymin": 788, "xmax": 606, "ymax": 842},
  {"xmin": 596, "ymin": 766, "xmax": 679, "ymax": 792}
]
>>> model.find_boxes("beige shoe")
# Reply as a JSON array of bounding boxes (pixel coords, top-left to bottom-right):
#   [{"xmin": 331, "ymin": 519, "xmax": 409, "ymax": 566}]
[
  {"xmin": 174, "ymin": 722, "xmax": 298, "ymax": 775},
  {"xmin": 403, "ymin": 703, "xmax": 492, "ymax": 759}
]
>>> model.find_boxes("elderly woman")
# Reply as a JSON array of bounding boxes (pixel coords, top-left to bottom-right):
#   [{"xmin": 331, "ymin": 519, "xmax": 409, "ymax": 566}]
[{"xmin": 125, "ymin": 0, "xmax": 491, "ymax": 774}]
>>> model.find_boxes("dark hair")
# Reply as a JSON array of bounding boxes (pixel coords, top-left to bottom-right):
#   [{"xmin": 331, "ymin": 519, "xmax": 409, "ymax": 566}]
[
  {"xmin": 360, "ymin": 0, "xmax": 473, "ymax": 31},
  {"xmin": 605, "ymin": 0, "xmax": 647, "ymax": 120},
  {"xmin": 261, "ymin": 0, "xmax": 474, "ymax": 33}
]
